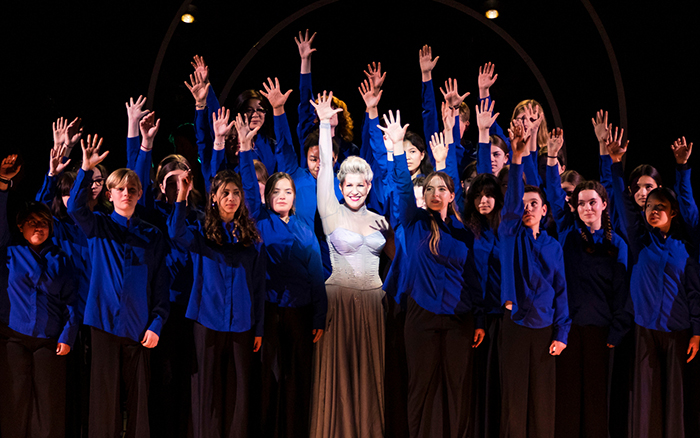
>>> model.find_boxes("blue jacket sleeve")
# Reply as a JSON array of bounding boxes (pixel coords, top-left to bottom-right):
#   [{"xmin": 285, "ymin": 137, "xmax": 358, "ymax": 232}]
[
  {"xmin": 147, "ymin": 231, "xmax": 171, "ymax": 336},
  {"xmin": 195, "ymin": 109, "xmax": 214, "ymax": 192},
  {"xmin": 477, "ymin": 142, "xmax": 492, "ymax": 175},
  {"xmin": 611, "ymin": 162, "xmax": 639, "ymax": 254},
  {"xmin": 167, "ymin": 202, "xmax": 196, "ymax": 252},
  {"xmin": 524, "ymin": 152, "xmax": 542, "ymax": 187},
  {"xmin": 240, "ymin": 150, "xmax": 262, "ymax": 219},
  {"xmin": 36, "ymin": 173, "xmax": 58, "ymax": 204},
  {"xmin": 274, "ymin": 113, "xmax": 299, "ymax": 175},
  {"xmin": 392, "ymin": 154, "xmax": 420, "ymax": 228},
  {"xmin": 551, "ymin": 245, "xmax": 571, "ymax": 344},
  {"xmin": 446, "ymin": 140, "xmax": 464, "ymax": 210},
  {"xmin": 544, "ymin": 163, "xmax": 573, "ymax": 241},
  {"xmin": 451, "ymin": 115, "xmax": 466, "ymax": 174},
  {"xmin": 57, "ymin": 260, "xmax": 78, "ymax": 347},
  {"xmin": 675, "ymin": 164, "xmax": 699, "ymax": 237},
  {"xmin": 126, "ymin": 136, "xmax": 140, "ymax": 170},
  {"xmin": 422, "ymin": 80, "xmax": 440, "ymax": 167},
  {"xmin": 500, "ymin": 162, "xmax": 525, "ymax": 237},
  {"xmin": 307, "ymin": 237, "xmax": 327, "ymax": 330},
  {"xmin": 297, "ymin": 73, "xmax": 315, "ymax": 168},
  {"xmin": 133, "ymin": 148, "xmax": 152, "ymax": 208},
  {"xmin": 67, "ymin": 169, "xmax": 98, "ymax": 238}
]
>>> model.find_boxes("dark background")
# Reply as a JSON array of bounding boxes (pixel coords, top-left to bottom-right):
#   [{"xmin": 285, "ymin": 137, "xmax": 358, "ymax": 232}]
[{"xmin": 4, "ymin": 0, "xmax": 699, "ymax": 205}]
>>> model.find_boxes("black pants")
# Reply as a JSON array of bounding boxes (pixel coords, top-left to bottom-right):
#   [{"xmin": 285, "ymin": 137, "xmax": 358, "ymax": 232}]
[
  {"xmin": 473, "ymin": 314, "xmax": 502, "ymax": 438},
  {"xmin": 499, "ymin": 310, "xmax": 555, "ymax": 438},
  {"xmin": 150, "ymin": 303, "xmax": 193, "ymax": 438},
  {"xmin": 260, "ymin": 302, "xmax": 314, "ymax": 438},
  {"xmin": 65, "ymin": 324, "xmax": 91, "ymax": 438},
  {"xmin": 191, "ymin": 322, "xmax": 253, "ymax": 438},
  {"xmin": 404, "ymin": 296, "xmax": 475, "ymax": 438},
  {"xmin": 89, "ymin": 327, "xmax": 151, "ymax": 438},
  {"xmin": 554, "ymin": 324, "xmax": 609, "ymax": 438},
  {"xmin": 0, "ymin": 325, "xmax": 66, "ymax": 438},
  {"xmin": 630, "ymin": 325, "xmax": 688, "ymax": 438},
  {"xmin": 384, "ymin": 295, "xmax": 409, "ymax": 438}
]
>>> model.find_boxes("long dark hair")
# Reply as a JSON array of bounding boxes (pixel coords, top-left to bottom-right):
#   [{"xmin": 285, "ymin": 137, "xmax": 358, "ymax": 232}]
[
  {"xmin": 423, "ymin": 172, "xmax": 462, "ymax": 256},
  {"xmin": 629, "ymin": 164, "xmax": 662, "ymax": 198},
  {"xmin": 205, "ymin": 170, "xmax": 260, "ymax": 247},
  {"xmin": 464, "ymin": 173, "xmax": 503, "ymax": 238},
  {"xmin": 264, "ymin": 172, "xmax": 297, "ymax": 215},
  {"xmin": 51, "ymin": 171, "xmax": 76, "ymax": 219},
  {"xmin": 570, "ymin": 180, "xmax": 617, "ymax": 256},
  {"xmin": 234, "ymin": 90, "xmax": 274, "ymax": 141},
  {"xmin": 405, "ymin": 131, "xmax": 434, "ymax": 177}
]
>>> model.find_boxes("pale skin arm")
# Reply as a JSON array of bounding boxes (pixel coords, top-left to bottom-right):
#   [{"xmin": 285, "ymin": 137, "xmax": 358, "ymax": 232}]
[
  {"xmin": 441, "ymin": 102, "xmax": 456, "ymax": 145},
  {"xmin": 126, "ymin": 96, "xmax": 149, "ymax": 138},
  {"xmin": 295, "ymin": 29, "xmax": 317, "ymax": 74},
  {"xmin": 419, "ymin": 45, "xmax": 439, "ymax": 82}
]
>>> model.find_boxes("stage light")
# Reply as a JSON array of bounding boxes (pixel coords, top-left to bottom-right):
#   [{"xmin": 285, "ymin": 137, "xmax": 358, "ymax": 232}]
[
  {"xmin": 485, "ymin": 9, "xmax": 499, "ymax": 19},
  {"xmin": 181, "ymin": 5, "xmax": 198, "ymax": 24},
  {"xmin": 181, "ymin": 13, "xmax": 195, "ymax": 23}
]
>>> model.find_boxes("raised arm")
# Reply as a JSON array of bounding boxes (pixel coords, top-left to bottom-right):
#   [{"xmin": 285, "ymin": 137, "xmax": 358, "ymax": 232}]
[
  {"xmin": 38, "ymin": 139, "xmax": 72, "ymax": 204},
  {"xmin": 522, "ymin": 103, "xmax": 543, "ymax": 187},
  {"xmin": 671, "ymin": 137, "xmax": 698, "ymax": 231},
  {"xmin": 236, "ymin": 113, "xmax": 263, "ymax": 218},
  {"xmin": 359, "ymin": 79, "xmax": 387, "ymax": 178},
  {"xmin": 209, "ymin": 107, "xmax": 237, "ymax": 181},
  {"xmin": 477, "ymin": 63, "xmax": 510, "ymax": 152},
  {"xmin": 544, "ymin": 128, "xmax": 573, "ymax": 238},
  {"xmin": 500, "ymin": 123, "xmax": 530, "ymax": 235},
  {"xmin": 169, "ymin": 171, "xmax": 197, "ymax": 250},
  {"xmin": 185, "ymin": 71, "xmax": 214, "ymax": 188},
  {"xmin": 67, "ymin": 135, "xmax": 109, "ymax": 237},
  {"xmin": 260, "ymin": 77, "xmax": 298, "ymax": 174},
  {"xmin": 607, "ymin": 129, "xmax": 639, "ymax": 250},
  {"xmin": 383, "ymin": 110, "xmax": 418, "ymax": 227},
  {"xmin": 419, "ymin": 45, "xmax": 440, "ymax": 160},
  {"xmin": 295, "ymin": 30, "xmax": 317, "ymax": 153},
  {"xmin": 134, "ymin": 111, "xmax": 161, "ymax": 207},
  {"xmin": 313, "ymin": 92, "xmax": 344, "ymax": 229},
  {"xmin": 0, "ymin": 155, "xmax": 21, "ymax": 248},
  {"xmin": 126, "ymin": 96, "xmax": 149, "ymax": 169},
  {"xmin": 475, "ymin": 99, "xmax": 499, "ymax": 175}
]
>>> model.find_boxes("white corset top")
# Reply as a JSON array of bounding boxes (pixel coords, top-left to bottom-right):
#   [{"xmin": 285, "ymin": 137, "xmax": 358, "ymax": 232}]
[{"xmin": 326, "ymin": 228, "xmax": 386, "ymax": 290}]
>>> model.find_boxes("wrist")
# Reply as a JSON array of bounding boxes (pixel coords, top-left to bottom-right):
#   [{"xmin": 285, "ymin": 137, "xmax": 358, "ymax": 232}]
[
  {"xmin": 479, "ymin": 88, "xmax": 489, "ymax": 99},
  {"xmin": 141, "ymin": 140, "xmax": 152, "ymax": 151},
  {"xmin": 0, "ymin": 175, "xmax": 13, "ymax": 188},
  {"xmin": 435, "ymin": 161, "xmax": 446, "ymax": 171},
  {"xmin": 421, "ymin": 72, "xmax": 432, "ymax": 82},
  {"xmin": 272, "ymin": 106, "xmax": 285, "ymax": 116},
  {"xmin": 195, "ymin": 102, "xmax": 206, "ymax": 110}
]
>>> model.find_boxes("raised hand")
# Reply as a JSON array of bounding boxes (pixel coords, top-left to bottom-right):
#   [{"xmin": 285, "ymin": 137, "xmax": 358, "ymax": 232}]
[
  {"xmin": 190, "ymin": 55, "xmax": 210, "ymax": 84},
  {"xmin": 126, "ymin": 96, "xmax": 149, "ymax": 138},
  {"xmin": 260, "ymin": 77, "xmax": 293, "ymax": 115},
  {"xmin": 591, "ymin": 109, "xmax": 610, "ymax": 143},
  {"xmin": 80, "ymin": 134, "xmax": 108, "ymax": 171},
  {"xmin": 184, "ymin": 71, "xmax": 210, "ymax": 107},
  {"xmin": 509, "ymin": 121, "xmax": 530, "ymax": 160},
  {"xmin": 378, "ymin": 110, "xmax": 409, "ymax": 152},
  {"xmin": 233, "ymin": 113, "xmax": 260, "ymax": 152},
  {"xmin": 475, "ymin": 99, "xmax": 499, "ymax": 132},
  {"xmin": 478, "ymin": 62, "xmax": 498, "ymax": 98},
  {"xmin": 49, "ymin": 144, "xmax": 71, "ymax": 176},
  {"xmin": 605, "ymin": 126, "xmax": 628, "ymax": 163},
  {"xmin": 430, "ymin": 132, "xmax": 449, "ymax": 167},
  {"xmin": 442, "ymin": 101, "xmax": 457, "ymax": 134},
  {"xmin": 212, "ymin": 107, "xmax": 236, "ymax": 150},
  {"xmin": 310, "ymin": 91, "xmax": 343, "ymax": 123},
  {"xmin": 295, "ymin": 29, "xmax": 317, "ymax": 74},
  {"xmin": 140, "ymin": 112, "xmax": 161, "ymax": 151},
  {"xmin": 547, "ymin": 128, "xmax": 564, "ymax": 158},
  {"xmin": 53, "ymin": 117, "xmax": 70, "ymax": 146},
  {"xmin": 671, "ymin": 136, "xmax": 693, "ymax": 165},
  {"xmin": 363, "ymin": 62, "xmax": 386, "ymax": 93},
  {"xmin": 419, "ymin": 45, "xmax": 439, "ymax": 81},
  {"xmin": 0, "ymin": 154, "xmax": 21, "ymax": 180},
  {"xmin": 176, "ymin": 170, "xmax": 193, "ymax": 203},
  {"xmin": 524, "ymin": 103, "xmax": 543, "ymax": 151},
  {"xmin": 440, "ymin": 78, "xmax": 470, "ymax": 108},
  {"xmin": 358, "ymin": 79, "xmax": 383, "ymax": 111}
]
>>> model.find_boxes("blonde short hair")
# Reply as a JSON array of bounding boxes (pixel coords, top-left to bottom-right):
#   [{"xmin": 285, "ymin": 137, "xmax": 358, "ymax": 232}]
[
  {"xmin": 106, "ymin": 168, "xmax": 143, "ymax": 192},
  {"xmin": 337, "ymin": 156, "xmax": 373, "ymax": 185}
]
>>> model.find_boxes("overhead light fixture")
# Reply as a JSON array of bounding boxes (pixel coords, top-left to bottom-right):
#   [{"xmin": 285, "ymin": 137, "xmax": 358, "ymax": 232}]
[
  {"xmin": 485, "ymin": 9, "xmax": 499, "ymax": 19},
  {"xmin": 181, "ymin": 5, "xmax": 198, "ymax": 24}
]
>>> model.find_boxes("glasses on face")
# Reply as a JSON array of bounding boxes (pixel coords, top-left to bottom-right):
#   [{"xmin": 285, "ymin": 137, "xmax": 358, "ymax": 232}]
[
  {"xmin": 92, "ymin": 179, "xmax": 105, "ymax": 187},
  {"xmin": 244, "ymin": 108, "xmax": 267, "ymax": 117}
]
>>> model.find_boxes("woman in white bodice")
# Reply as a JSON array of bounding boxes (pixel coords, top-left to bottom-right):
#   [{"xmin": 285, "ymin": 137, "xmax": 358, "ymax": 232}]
[{"xmin": 309, "ymin": 92, "xmax": 391, "ymax": 438}]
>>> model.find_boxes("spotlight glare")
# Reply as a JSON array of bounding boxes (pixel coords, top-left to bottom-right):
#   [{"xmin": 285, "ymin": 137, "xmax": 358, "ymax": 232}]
[
  {"xmin": 485, "ymin": 9, "xmax": 499, "ymax": 19},
  {"xmin": 181, "ymin": 13, "xmax": 195, "ymax": 24}
]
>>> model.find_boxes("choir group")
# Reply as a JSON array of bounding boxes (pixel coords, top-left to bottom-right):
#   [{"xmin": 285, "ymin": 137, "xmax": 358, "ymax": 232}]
[{"xmin": 1, "ymin": 30, "xmax": 698, "ymax": 438}]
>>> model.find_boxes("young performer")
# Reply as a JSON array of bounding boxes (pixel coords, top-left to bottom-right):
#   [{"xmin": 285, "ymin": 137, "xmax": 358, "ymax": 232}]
[
  {"xmin": 67, "ymin": 136, "xmax": 170, "ymax": 438},
  {"xmin": 0, "ymin": 155, "xmax": 78, "ymax": 438},
  {"xmin": 498, "ymin": 123, "xmax": 570, "ymax": 438}
]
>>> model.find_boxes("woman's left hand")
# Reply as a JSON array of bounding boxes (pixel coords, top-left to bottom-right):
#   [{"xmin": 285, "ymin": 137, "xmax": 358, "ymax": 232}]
[
  {"xmin": 687, "ymin": 335, "xmax": 700, "ymax": 363},
  {"xmin": 472, "ymin": 328, "xmax": 485, "ymax": 348},
  {"xmin": 56, "ymin": 343, "xmax": 71, "ymax": 355},
  {"xmin": 312, "ymin": 329, "xmax": 324, "ymax": 343}
]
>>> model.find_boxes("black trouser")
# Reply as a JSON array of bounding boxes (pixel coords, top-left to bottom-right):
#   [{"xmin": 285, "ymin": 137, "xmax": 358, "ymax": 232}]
[
  {"xmin": 0, "ymin": 325, "xmax": 67, "ymax": 438},
  {"xmin": 260, "ymin": 301, "xmax": 314, "ymax": 438},
  {"xmin": 89, "ymin": 327, "xmax": 151, "ymax": 438},
  {"xmin": 473, "ymin": 314, "xmax": 502, "ymax": 438},
  {"xmin": 631, "ymin": 325, "xmax": 689, "ymax": 438},
  {"xmin": 499, "ymin": 310, "xmax": 555, "ymax": 438},
  {"xmin": 149, "ymin": 303, "xmax": 193, "ymax": 438},
  {"xmin": 384, "ymin": 295, "xmax": 409, "ymax": 438},
  {"xmin": 191, "ymin": 322, "xmax": 253, "ymax": 438},
  {"xmin": 554, "ymin": 324, "xmax": 609, "ymax": 438},
  {"xmin": 404, "ymin": 296, "xmax": 475, "ymax": 438},
  {"xmin": 65, "ymin": 324, "xmax": 91, "ymax": 438}
]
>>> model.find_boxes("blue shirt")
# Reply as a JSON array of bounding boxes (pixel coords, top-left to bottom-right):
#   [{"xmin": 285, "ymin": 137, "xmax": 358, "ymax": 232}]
[
  {"xmin": 392, "ymin": 154, "xmax": 484, "ymax": 323},
  {"xmin": 499, "ymin": 162, "xmax": 570, "ymax": 343},
  {"xmin": 240, "ymin": 150, "xmax": 327, "ymax": 329},
  {"xmin": 1, "ymin": 191, "xmax": 78, "ymax": 346},
  {"xmin": 67, "ymin": 169, "xmax": 171, "ymax": 341},
  {"xmin": 611, "ymin": 162, "xmax": 700, "ymax": 335},
  {"xmin": 168, "ymin": 202, "xmax": 267, "ymax": 336}
]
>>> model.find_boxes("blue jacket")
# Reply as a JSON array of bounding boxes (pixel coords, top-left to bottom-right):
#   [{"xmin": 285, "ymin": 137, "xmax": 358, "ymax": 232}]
[
  {"xmin": 168, "ymin": 202, "xmax": 267, "ymax": 336},
  {"xmin": 392, "ymin": 153, "xmax": 484, "ymax": 323},
  {"xmin": 611, "ymin": 162, "xmax": 700, "ymax": 335},
  {"xmin": 545, "ymin": 164, "xmax": 632, "ymax": 345},
  {"xmin": 1, "ymin": 190, "xmax": 78, "ymax": 346},
  {"xmin": 67, "ymin": 169, "xmax": 171, "ymax": 341},
  {"xmin": 499, "ymin": 162, "xmax": 570, "ymax": 343},
  {"xmin": 240, "ymin": 150, "xmax": 327, "ymax": 329}
]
